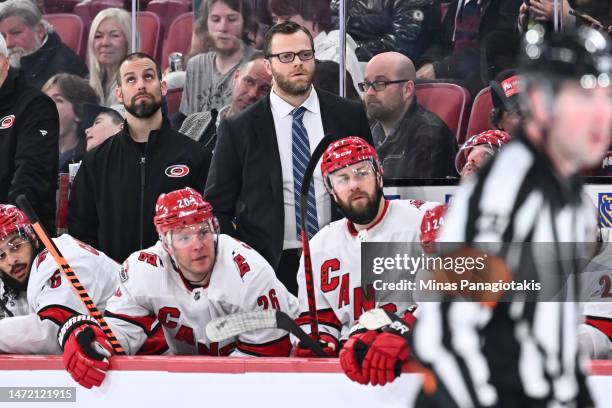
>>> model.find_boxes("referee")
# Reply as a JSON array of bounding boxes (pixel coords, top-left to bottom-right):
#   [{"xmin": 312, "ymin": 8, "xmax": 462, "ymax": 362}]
[{"xmin": 411, "ymin": 26, "xmax": 612, "ymax": 407}]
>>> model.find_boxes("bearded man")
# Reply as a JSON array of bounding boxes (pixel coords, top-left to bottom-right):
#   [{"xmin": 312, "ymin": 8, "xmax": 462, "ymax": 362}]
[
  {"xmin": 204, "ymin": 21, "xmax": 373, "ymax": 294},
  {"xmin": 68, "ymin": 53, "xmax": 212, "ymax": 262}
]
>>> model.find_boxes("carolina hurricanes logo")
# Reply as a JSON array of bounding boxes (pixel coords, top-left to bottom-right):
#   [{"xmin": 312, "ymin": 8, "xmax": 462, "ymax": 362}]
[
  {"xmin": 0, "ymin": 115, "xmax": 15, "ymax": 129},
  {"xmin": 165, "ymin": 165, "xmax": 190, "ymax": 178}
]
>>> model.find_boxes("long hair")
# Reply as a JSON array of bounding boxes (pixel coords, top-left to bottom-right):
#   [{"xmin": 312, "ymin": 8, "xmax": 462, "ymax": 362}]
[{"xmin": 86, "ymin": 8, "xmax": 133, "ymax": 104}]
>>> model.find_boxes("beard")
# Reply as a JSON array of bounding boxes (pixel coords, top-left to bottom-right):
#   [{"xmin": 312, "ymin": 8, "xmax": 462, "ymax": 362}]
[
  {"xmin": 125, "ymin": 93, "xmax": 162, "ymax": 118},
  {"xmin": 272, "ymin": 67, "xmax": 314, "ymax": 96},
  {"xmin": 337, "ymin": 186, "xmax": 384, "ymax": 225},
  {"xmin": 1, "ymin": 267, "xmax": 28, "ymax": 295},
  {"xmin": 213, "ymin": 35, "xmax": 242, "ymax": 57},
  {"xmin": 7, "ymin": 49, "xmax": 25, "ymax": 68},
  {"xmin": 365, "ymin": 95, "xmax": 404, "ymax": 123}
]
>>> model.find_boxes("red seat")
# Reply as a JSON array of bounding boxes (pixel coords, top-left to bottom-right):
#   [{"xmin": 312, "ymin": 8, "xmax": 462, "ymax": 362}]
[
  {"xmin": 465, "ymin": 87, "xmax": 494, "ymax": 140},
  {"xmin": 43, "ymin": 13, "xmax": 83, "ymax": 54},
  {"xmin": 415, "ymin": 82, "xmax": 471, "ymax": 144},
  {"xmin": 146, "ymin": 0, "xmax": 192, "ymax": 40},
  {"xmin": 161, "ymin": 12, "xmax": 193, "ymax": 70},
  {"xmin": 136, "ymin": 11, "xmax": 162, "ymax": 61},
  {"xmin": 166, "ymin": 87, "xmax": 183, "ymax": 115},
  {"xmin": 43, "ymin": 0, "xmax": 81, "ymax": 13},
  {"xmin": 73, "ymin": 0, "xmax": 123, "ymax": 29}
]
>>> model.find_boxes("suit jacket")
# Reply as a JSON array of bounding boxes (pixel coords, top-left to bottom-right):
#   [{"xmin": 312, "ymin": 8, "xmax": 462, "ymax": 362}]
[{"xmin": 204, "ymin": 88, "xmax": 373, "ymax": 270}]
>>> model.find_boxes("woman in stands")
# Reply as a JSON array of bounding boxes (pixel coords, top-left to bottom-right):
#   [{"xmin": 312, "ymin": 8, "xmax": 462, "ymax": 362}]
[{"xmin": 86, "ymin": 8, "xmax": 133, "ymax": 107}]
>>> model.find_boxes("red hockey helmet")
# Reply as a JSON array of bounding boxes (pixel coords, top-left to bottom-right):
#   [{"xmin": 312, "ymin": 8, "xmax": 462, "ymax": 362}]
[
  {"xmin": 0, "ymin": 204, "xmax": 35, "ymax": 242},
  {"xmin": 154, "ymin": 188, "xmax": 215, "ymax": 236},
  {"xmin": 420, "ymin": 204, "xmax": 447, "ymax": 254},
  {"xmin": 321, "ymin": 137, "xmax": 381, "ymax": 189},
  {"xmin": 455, "ymin": 130, "xmax": 511, "ymax": 174}
]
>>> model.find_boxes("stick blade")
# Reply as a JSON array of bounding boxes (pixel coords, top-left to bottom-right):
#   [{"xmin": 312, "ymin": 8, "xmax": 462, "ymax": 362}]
[{"xmin": 206, "ymin": 310, "xmax": 278, "ymax": 342}]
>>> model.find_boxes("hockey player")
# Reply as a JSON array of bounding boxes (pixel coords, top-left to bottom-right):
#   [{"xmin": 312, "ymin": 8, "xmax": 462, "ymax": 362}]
[
  {"xmin": 455, "ymin": 130, "xmax": 511, "ymax": 179},
  {"xmin": 342, "ymin": 26, "xmax": 611, "ymax": 406},
  {"xmin": 579, "ymin": 227, "xmax": 612, "ymax": 359},
  {"xmin": 0, "ymin": 204, "xmax": 118, "ymax": 354},
  {"xmin": 59, "ymin": 188, "xmax": 299, "ymax": 389},
  {"xmin": 294, "ymin": 136, "xmax": 437, "ymax": 357}
]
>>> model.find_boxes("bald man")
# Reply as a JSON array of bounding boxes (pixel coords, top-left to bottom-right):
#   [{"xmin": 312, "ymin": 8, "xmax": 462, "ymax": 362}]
[{"xmin": 361, "ymin": 52, "xmax": 457, "ymax": 178}]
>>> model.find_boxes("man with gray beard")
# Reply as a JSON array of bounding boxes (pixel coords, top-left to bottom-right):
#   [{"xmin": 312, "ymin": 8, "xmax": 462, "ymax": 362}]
[
  {"xmin": 205, "ymin": 21, "xmax": 373, "ymax": 294},
  {"xmin": 0, "ymin": 0, "xmax": 87, "ymax": 89},
  {"xmin": 362, "ymin": 52, "xmax": 457, "ymax": 178},
  {"xmin": 69, "ymin": 53, "xmax": 212, "ymax": 263}
]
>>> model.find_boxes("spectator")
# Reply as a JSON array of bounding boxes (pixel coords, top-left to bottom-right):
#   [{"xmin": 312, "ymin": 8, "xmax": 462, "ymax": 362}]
[
  {"xmin": 330, "ymin": 0, "xmax": 440, "ymax": 62},
  {"xmin": 455, "ymin": 129, "xmax": 511, "ymax": 178},
  {"xmin": 179, "ymin": 0, "xmax": 257, "ymax": 118},
  {"xmin": 41, "ymin": 74, "xmax": 99, "ymax": 173},
  {"xmin": 80, "ymin": 103, "xmax": 125, "ymax": 151},
  {"xmin": 312, "ymin": 60, "xmax": 360, "ymax": 101},
  {"xmin": 87, "ymin": 8, "xmax": 132, "ymax": 107},
  {"xmin": 0, "ymin": 0, "xmax": 88, "ymax": 89},
  {"xmin": 68, "ymin": 53, "xmax": 212, "ymax": 263},
  {"xmin": 0, "ymin": 33, "xmax": 58, "ymax": 235},
  {"xmin": 180, "ymin": 52, "xmax": 271, "ymax": 154},
  {"xmin": 417, "ymin": 0, "xmax": 522, "ymax": 94},
  {"xmin": 489, "ymin": 69, "xmax": 522, "ymax": 135},
  {"xmin": 204, "ymin": 21, "xmax": 373, "ymax": 294},
  {"xmin": 363, "ymin": 52, "xmax": 456, "ymax": 178},
  {"xmin": 268, "ymin": 0, "xmax": 364, "ymax": 95}
]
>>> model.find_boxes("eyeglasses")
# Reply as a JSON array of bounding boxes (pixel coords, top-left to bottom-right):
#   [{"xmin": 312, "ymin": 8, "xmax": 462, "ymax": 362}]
[
  {"xmin": 171, "ymin": 223, "xmax": 215, "ymax": 248},
  {"xmin": 358, "ymin": 79, "xmax": 411, "ymax": 92},
  {"xmin": 0, "ymin": 239, "xmax": 30, "ymax": 261},
  {"xmin": 266, "ymin": 49, "xmax": 315, "ymax": 63},
  {"xmin": 329, "ymin": 164, "xmax": 375, "ymax": 190}
]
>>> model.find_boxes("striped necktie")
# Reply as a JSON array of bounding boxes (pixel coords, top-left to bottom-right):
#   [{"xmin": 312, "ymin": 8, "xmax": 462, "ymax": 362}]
[{"xmin": 292, "ymin": 106, "xmax": 319, "ymax": 239}]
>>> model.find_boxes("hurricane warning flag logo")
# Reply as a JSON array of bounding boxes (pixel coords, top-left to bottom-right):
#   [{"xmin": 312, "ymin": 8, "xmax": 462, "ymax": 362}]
[
  {"xmin": 165, "ymin": 165, "xmax": 190, "ymax": 178},
  {"xmin": 598, "ymin": 193, "xmax": 612, "ymax": 227}
]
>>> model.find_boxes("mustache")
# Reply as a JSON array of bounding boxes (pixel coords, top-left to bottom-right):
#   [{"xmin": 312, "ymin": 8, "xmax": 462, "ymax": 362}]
[
  {"xmin": 132, "ymin": 92, "xmax": 153, "ymax": 102},
  {"xmin": 10, "ymin": 262, "xmax": 27, "ymax": 275}
]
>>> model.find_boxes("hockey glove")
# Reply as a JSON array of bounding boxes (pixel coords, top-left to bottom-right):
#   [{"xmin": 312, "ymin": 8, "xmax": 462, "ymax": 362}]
[
  {"xmin": 295, "ymin": 332, "xmax": 339, "ymax": 357},
  {"xmin": 339, "ymin": 323, "xmax": 380, "ymax": 385},
  {"xmin": 361, "ymin": 317, "xmax": 412, "ymax": 386},
  {"xmin": 59, "ymin": 316, "xmax": 113, "ymax": 389}
]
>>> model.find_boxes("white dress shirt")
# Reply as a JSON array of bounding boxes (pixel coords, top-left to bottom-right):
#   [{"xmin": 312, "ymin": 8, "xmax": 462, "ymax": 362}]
[{"xmin": 270, "ymin": 87, "xmax": 331, "ymax": 250}]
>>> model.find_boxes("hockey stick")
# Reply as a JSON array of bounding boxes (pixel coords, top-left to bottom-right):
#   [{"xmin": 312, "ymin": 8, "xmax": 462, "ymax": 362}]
[
  {"xmin": 205, "ymin": 310, "xmax": 328, "ymax": 357},
  {"xmin": 16, "ymin": 195, "xmax": 126, "ymax": 355},
  {"xmin": 299, "ymin": 134, "xmax": 335, "ymax": 340}
]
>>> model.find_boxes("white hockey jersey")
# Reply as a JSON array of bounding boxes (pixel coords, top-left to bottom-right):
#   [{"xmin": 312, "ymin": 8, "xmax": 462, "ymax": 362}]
[
  {"xmin": 104, "ymin": 234, "xmax": 299, "ymax": 356},
  {"xmin": 0, "ymin": 234, "xmax": 119, "ymax": 354},
  {"xmin": 296, "ymin": 199, "xmax": 437, "ymax": 343},
  {"xmin": 579, "ymin": 241, "xmax": 612, "ymax": 344}
]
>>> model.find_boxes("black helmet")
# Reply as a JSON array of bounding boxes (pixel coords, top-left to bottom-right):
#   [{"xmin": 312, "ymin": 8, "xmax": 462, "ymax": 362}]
[{"xmin": 521, "ymin": 25, "xmax": 612, "ymax": 87}]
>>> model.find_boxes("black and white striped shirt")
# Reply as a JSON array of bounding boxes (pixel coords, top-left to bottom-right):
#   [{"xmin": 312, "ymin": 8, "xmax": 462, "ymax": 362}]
[{"xmin": 414, "ymin": 136, "xmax": 595, "ymax": 407}]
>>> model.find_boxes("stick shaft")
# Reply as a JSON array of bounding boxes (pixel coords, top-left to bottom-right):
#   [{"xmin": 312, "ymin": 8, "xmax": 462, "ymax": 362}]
[{"xmin": 16, "ymin": 195, "xmax": 125, "ymax": 355}]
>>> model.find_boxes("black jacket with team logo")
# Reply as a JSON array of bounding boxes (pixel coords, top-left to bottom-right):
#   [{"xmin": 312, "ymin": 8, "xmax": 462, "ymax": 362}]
[
  {"xmin": 68, "ymin": 116, "xmax": 212, "ymax": 263},
  {"xmin": 0, "ymin": 68, "xmax": 58, "ymax": 234}
]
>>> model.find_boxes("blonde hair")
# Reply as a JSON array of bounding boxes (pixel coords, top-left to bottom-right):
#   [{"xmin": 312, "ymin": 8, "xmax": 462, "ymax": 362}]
[{"xmin": 86, "ymin": 8, "xmax": 133, "ymax": 104}]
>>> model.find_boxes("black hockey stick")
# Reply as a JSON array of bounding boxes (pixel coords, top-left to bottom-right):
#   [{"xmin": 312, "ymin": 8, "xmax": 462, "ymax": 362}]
[
  {"xmin": 299, "ymin": 134, "xmax": 335, "ymax": 341},
  {"xmin": 16, "ymin": 195, "xmax": 126, "ymax": 355},
  {"xmin": 205, "ymin": 310, "xmax": 328, "ymax": 357}
]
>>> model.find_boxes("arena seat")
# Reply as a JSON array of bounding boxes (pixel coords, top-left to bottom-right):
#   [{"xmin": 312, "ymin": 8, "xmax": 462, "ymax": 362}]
[
  {"xmin": 43, "ymin": 13, "xmax": 83, "ymax": 54},
  {"xmin": 161, "ymin": 12, "xmax": 193, "ymax": 71},
  {"xmin": 146, "ymin": 0, "xmax": 192, "ymax": 39},
  {"xmin": 166, "ymin": 87, "xmax": 183, "ymax": 115},
  {"xmin": 136, "ymin": 11, "xmax": 162, "ymax": 61},
  {"xmin": 415, "ymin": 82, "xmax": 471, "ymax": 144},
  {"xmin": 465, "ymin": 87, "xmax": 494, "ymax": 139},
  {"xmin": 43, "ymin": 0, "xmax": 81, "ymax": 14},
  {"xmin": 73, "ymin": 0, "xmax": 123, "ymax": 28}
]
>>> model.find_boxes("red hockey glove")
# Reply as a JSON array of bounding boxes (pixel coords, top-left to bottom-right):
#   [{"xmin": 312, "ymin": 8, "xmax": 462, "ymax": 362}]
[
  {"xmin": 361, "ymin": 318, "xmax": 412, "ymax": 386},
  {"xmin": 295, "ymin": 332, "xmax": 339, "ymax": 357},
  {"xmin": 59, "ymin": 316, "xmax": 113, "ymax": 389},
  {"xmin": 339, "ymin": 323, "xmax": 380, "ymax": 385}
]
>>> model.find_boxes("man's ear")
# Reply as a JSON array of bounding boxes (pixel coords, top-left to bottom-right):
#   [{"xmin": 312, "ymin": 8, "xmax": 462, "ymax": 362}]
[
  {"xmin": 264, "ymin": 58, "xmax": 273, "ymax": 77},
  {"xmin": 35, "ymin": 23, "xmax": 46, "ymax": 42},
  {"xmin": 403, "ymin": 80, "xmax": 415, "ymax": 101},
  {"xmin": 528, "ymin": 87, "xmax": 553, "ymax": 125},
  {"xmin": 115, "ymin": 83, "xmax": 123, "ymax": 103},
  {"xmin": 160, "ymin": 78, "xmax": 168, "ymax": 97}
]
